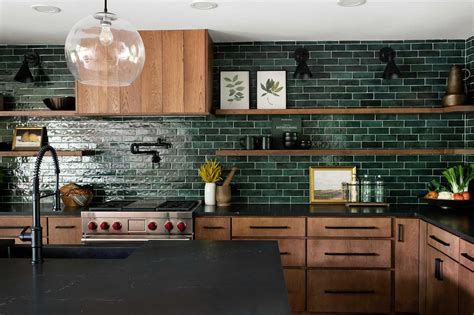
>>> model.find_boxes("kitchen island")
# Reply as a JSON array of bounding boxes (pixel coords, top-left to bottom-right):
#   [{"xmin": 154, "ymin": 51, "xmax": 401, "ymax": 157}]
[{"xmin": 0, "ymin": 241, "xmax": 290, "ymax": 315}]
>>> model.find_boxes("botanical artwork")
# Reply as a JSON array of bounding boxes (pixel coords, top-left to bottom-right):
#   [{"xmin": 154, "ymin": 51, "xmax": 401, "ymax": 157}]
[
  {"xmin": 220, "ymin": 71, "xmax": 249, "ymax": 109},
  {"xmin": 257, "ymin": 71, "xmax": 286, "ymax": 109},
  {"xmin": 310, "ymin": 166, "xmax": 356, "ymax": 203}
]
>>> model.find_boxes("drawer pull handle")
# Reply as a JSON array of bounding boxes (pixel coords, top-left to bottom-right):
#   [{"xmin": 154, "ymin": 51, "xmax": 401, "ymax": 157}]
[
  {"xmin": 249, "ymin": 226, "xmax": 289, "ymax": 229},
  {"xmin": 429, "ymin": 235, "xmax": 450, "ymax": 247},
  {"xmin": 324, "ymin": 290, "xmax": 375, "ymax": 295},
  {"xmin": 435, "ymin": 258, "xmax": 444, "ymax": 281},
  {"xmin": 397, "ymin": 224, "xmax": 404, "ymax": 242},
  {"xmin": 325, "ymin": 226, "xmax": 377, "ymax": 230},
  {"xmin": 202, "ymin": 226, "xmax": 225, "ymax": 230},
  {"xmin": 461, "ymin": 252, "xmax": 474, "ymax": 262},
  {"xmin": 0, "ymin": 226, "xmax": 28, "ymax": 229},
  {"xmin": 324, "ymin": 252, "xmax": 379, "ymax": 256},
  {"xmin": 279, "ymin": 252, "xmax": 290, "ymax": 256},
  {"xmin": 55, "ymin": 225, "xmax": 76, "ymax": 229}
]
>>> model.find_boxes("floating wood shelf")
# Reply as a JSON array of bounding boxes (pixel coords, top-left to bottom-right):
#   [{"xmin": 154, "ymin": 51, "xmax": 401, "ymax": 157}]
[
  {"xmin": 0, "ymin": 150, "xmax": 91, "ymax": 157},
  {"xmin": 215, "ymin": 106, "xmax": 474, "ymax": 116},
  {"xmin": 0, "ymin": 110, "xmax": 77, "ymax": 117},
  {"xmin": 216, "ymin": 149, "xmax": 474, "ymax": 156}
]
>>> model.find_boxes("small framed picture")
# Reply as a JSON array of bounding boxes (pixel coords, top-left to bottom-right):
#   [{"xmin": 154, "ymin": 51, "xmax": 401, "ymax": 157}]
[
  {"xmin": 257, "ymin": 71, "xmax": 287, "ymax": 109},
  {"xmin": 12, "ymin": 127, "xmax": 45, "ymax": 150},
  {"xmin": 310, "ymin": 166, "xmax": 356, "ymax": 204},
  {"xmin": 220, "ymin": 71, "xmax": 250, "ymax": 109}
]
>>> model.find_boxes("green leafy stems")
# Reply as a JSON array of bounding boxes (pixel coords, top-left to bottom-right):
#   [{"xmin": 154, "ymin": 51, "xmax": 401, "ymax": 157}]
[
  {"xmin": 260, "ymin": 78, "xmax": 283, "ymax": 105},
  {"xmin": 224, "ymin": 75, "xmax": 245, "ymax": 102}
]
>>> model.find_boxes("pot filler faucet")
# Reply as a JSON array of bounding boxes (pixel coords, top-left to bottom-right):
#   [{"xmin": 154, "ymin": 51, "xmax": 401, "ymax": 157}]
[{"xmin": 19, "ymin": 145, "xmax": 61, "ymax": 264}]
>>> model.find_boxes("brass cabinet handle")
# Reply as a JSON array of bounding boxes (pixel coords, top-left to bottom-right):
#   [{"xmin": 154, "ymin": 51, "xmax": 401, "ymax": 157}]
[
  {"xmin": 461, "ymin": 252, "xmax": 474, "ymax": 262},
  {"xmin": 325, "ymin": 226, "xmax": 377, "ymax": 230},
  {"xmin": 202, "ymin": 226, "xmax": 225, "ymax": 230},
  {"xmin": 55, "ymin": 225, "xmax": 76, "ymax": 229},
  {"xmin": 249, "ymin": 226, "xmax": 289, "ymax": 229},
  {"xmin": 429, "ymin": 235, "xmax": 450, "ymax": 247},
  {"xmin": 324, "ymin": 252, "xmax": 379, "ymax": 256},
  {"xmin": 324, "ymin": 290, "xmax": 375, "ymax": 294}
]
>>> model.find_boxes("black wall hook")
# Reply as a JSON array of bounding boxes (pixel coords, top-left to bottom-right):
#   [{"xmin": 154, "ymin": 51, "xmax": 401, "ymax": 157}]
[{"xmin": 130, "ymin": 138, "xmax": 172, "ymax": 168}]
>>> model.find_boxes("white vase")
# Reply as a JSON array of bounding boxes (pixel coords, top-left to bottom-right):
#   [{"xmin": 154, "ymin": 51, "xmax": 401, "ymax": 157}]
[{"xmin": 204, "ymin": 183, "xmax": 216, "ymax": 206}]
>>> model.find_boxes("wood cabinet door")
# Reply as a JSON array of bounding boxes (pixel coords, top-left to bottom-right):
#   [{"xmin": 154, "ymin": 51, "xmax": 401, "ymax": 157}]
[
  {"xmin": 162, "ymin": 30, "xmax": 185, "ymax": 114},
  {"xmin": 194, "ymin": 217, "xmax": 231, "ymax": 240},
  {"xmin": 184, "ymin": 30, "xmax": 207, "ymax": 114},
  {"xmin": 48, "ymin": 217, "xmax": 82, "ymax": 244},
  {"xmin": 395, "ymin": 218, "xmax": 420, "ymax": 313},
  {"xmin": 121, "ymin": 31, "xmax": 163, "ymax": 114},
  {"xmin": 76, "ymin": 83, "xmax": 121, "ymax": 114},
  {"xmin": 0, "ymin": 216, "xmax": 47, "ymax": 244},
  {"xmin": 459, "ymin": 265, "xmax": 474, "ymax": 315},
  {"xmin": 426, "ymin": 245, "xmax": 459, "ymax": 315},
  {"xmin": 283, "ymin": 268, "xmax": 305, "ymax": 312}
]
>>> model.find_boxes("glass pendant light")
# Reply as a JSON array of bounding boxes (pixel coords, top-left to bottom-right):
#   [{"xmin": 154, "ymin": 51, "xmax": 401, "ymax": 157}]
[{"xmin": 64, "ymin": 0, "xmax": 145, "ymax": 87}]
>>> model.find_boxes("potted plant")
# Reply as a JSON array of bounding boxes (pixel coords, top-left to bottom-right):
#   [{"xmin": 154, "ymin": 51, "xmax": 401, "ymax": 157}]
[{"xmin": 198, "ymin": 160, "xmax": 222, "ymax": 206}]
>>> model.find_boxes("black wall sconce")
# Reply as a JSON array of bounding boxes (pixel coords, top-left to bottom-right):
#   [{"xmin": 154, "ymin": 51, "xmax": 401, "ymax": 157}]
[
  {"xmin": 379, "ymin": 47, "xmax": 401, "ymax": 80},
  {"xmin": 14, "ymin": 51, "xmax": 40, "ymax": 83},
  {"xmin": 293, "ymin": 47, "xmax": 313, "ymax": 79}
]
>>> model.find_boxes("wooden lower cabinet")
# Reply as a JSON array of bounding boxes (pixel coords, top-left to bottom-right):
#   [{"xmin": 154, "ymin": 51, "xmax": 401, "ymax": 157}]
[
  {"xmin": 48, "ymin": 217, "xmax": 82, "ymax": 244},
  {"xmin": 194, "ymin": 217, "xmax": 231, "ymax": 240},
  {"xmin": 0, "ymin": 216, "xmax": 47, "ymax": 244},
  {"xmin": 459, "ymin": 265, "xmax": 474, "ymax": 315},
  {"xmin": 426, "ymin": 245, "xmax": 459, "ymax": 315},
  {"xmin": 283, "ymin": 269, "xmax": 305, "ymax": 312},
  {"xmin": 394, "ymin": 218, "xmax": 419, "ymax": 313},
  {"xmin": 307, "ymin": 269, "xmax": 391, "ymax": 313}
]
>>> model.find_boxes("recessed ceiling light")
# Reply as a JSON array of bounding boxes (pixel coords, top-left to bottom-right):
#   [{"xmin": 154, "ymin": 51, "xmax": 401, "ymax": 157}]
[
  {"xmin": 337, "ymin": 0, "xmax": 367, "ymax": 7},
  {"xmin": 190, "ymin": 1, "xmax": 218, "ymax": 10},
  {"xmin": 31, "ymin": 4, "xmax": 61, "ymax": 13}
]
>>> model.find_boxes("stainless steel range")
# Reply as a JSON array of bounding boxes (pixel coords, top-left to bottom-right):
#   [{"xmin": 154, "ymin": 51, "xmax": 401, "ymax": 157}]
[{"xmin": 81, "ymin": 200, "xmax": 200, "ymax": 243}]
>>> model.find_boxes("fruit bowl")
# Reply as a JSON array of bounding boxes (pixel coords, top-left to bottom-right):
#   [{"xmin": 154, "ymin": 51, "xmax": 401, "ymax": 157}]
[{"xmin": 419, "ymin": 197, "xmax": 474, "ymax": 210}]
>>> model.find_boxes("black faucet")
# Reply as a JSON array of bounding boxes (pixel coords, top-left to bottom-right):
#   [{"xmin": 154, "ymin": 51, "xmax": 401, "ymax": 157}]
[{"xmin": 19, "ymin": 145, "xmax": 61, "ymax": 264}]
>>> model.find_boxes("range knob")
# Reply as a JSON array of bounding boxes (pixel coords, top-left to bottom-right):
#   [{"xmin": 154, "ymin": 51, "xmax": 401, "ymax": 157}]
[
  {"xmin": 148, "ymin": 222, "xmax": 157, "ymax": 231},
  {"xmin": 112, "ymin": 222, "xmax": 122, "ymax": 231},
  {"xmin": 176, "ymin": 221, "xmax": 187, "ymax": 232},
  {"xmin": 164, "ymin": 221, "xmax": 173, "ymax": 232},
  {"xmin": 100, "ymin": 222, "xmax": 109, "ymax": 230},
  {"xmin": 87, "ymin": 222, "xmax": 97, "ymax": 231}
]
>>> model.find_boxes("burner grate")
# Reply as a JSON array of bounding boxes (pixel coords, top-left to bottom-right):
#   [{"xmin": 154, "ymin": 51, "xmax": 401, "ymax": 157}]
[{"xmin": 157, "ymin": 200, "xmax": 199, "ymax": 211}]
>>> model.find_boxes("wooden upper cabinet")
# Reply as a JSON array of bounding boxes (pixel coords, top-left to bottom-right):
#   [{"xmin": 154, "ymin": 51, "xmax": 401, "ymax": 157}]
[{"xmin": 76, "ymin": 29, "xmax": 212, "ymax": 116}]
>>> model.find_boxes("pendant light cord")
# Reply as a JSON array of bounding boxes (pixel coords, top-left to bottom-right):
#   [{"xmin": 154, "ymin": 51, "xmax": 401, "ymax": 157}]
[{"xmin": 104, "ymin": 0, "xmax": 108, "ymax": 13}]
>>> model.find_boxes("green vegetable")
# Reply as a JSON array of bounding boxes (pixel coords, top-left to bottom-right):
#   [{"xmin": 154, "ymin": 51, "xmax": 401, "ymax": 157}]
[
  {"xmin": 442, "ymin": 164, "xmax": 474, "ymax": 193},
  {"xmin": 427, "ymin": 179, "xmax": 446, "ymax": 192}
]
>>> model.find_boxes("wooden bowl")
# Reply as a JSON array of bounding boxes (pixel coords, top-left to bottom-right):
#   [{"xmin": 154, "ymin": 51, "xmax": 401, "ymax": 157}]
[{"xmin": 43, "ymin": 97, "xmax": 76, "ymax": 111}]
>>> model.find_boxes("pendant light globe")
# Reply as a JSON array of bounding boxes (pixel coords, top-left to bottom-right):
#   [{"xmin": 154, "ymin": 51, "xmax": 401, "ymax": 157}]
[{"xmin": 64, "ymin": 1, "xmax": 145, "ymax": 87}]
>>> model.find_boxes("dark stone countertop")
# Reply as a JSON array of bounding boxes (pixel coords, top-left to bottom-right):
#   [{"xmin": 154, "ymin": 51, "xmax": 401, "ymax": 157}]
[
  {"xmin": 195, "ymin": 203, "xmax": 474, "ymax": 244},
  {"xmin": 0, "ymin": 240, "xmax": 290, "ymax": 315}
]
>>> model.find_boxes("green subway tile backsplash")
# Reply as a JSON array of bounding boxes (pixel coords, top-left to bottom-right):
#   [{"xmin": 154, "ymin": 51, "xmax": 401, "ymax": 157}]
[{"xmin": 0, "ymin": 38, "xmax": 473, "ymax": 204}]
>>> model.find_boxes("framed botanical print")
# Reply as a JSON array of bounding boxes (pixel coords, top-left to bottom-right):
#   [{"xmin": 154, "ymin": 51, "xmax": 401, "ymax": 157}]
[
  {"xmin": 220, "ymin": 71, "xmax": 250, "ymax": 109},
  {"xmin": 257, "ymin": 71, "xmax": 286, "ymax": 109},
  {"xmin": 309, "ymin": 166, "xmax": 356, "ymax": 204},
  {"xmin": 12, "ymin": 127, "xmax": 45, "ymax": 151}
]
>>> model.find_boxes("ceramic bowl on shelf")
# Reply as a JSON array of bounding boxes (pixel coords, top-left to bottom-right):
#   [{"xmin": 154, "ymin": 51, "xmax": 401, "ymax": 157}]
[{"xmin": 43, "ymin": 97, "xmax": 76, "ymax": 111}]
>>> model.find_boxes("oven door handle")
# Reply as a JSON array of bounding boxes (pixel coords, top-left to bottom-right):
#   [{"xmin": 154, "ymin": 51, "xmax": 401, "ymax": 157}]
[{"xmin": 81, "ymin": 237, "xmax": 192, "ymax": 243}]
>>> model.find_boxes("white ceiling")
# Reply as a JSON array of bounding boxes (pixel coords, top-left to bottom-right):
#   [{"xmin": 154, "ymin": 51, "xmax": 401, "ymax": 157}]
[{"xmin": 0, "ymin": 0, "xmax": 473, "ymax": 44}]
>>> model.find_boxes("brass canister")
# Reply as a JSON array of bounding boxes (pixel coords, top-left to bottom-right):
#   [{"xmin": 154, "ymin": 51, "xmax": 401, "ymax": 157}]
[{"xmin": 442, "ymin": 65, "xmax": 467, "ymax": 107}]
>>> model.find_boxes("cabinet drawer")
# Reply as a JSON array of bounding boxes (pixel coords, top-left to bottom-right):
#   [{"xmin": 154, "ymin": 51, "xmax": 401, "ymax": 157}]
[
  {"xmin": 460, "ymin": 239, "xmax": 474, "ymax": 271},
  {"xmin": 232, "ymin": 217, "xmax": 305, "ymax": 237},
  {"xmin": 427, "ymin": 224, "xmax": 459, "ymax": 261},
  {"xmin": 0, "ymin": 216, "xmax": 47, "ymax": 244},
  {"xmin": 241, "ymin": 238, "xmax": 305, "ymax": 267},
  {"xmin": 307, "ymin": 270, "xmax": 391, "ymax": 313},
  {"xmin": 283, "ymin": 268, "xmax": 305, "ymax": 312},
  {"xmin": 307, "ymin": 217, "xmax": 392, "ymax": 238},
  {"xmin": 195, "ymin": 217, "xmax": 230, "ymax": 240},
  {"xmin": 459, "ymin": 265, "xmax": 474, "ymax": 315},
  {"xmin": 307, "ymin": 239, "xmax": 391, "ymax": 268},
  {"xmin": 48, "ymin": 217, "xmax": 82, "ymax": 244}
]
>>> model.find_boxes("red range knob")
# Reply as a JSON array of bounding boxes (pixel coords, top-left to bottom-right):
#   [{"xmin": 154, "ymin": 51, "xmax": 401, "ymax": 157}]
[
  {"xmin": 88, "ymin": 222, "xmax": 97, "ymax": 231},
  {"xmin": 100, "ymin": 222, "xmax": 109, "ymax": 230},
  {"xmin": 164, "ymin": 221, "xmax": 173, "ymax": 232},
  {"xmin": 176, "ymin": 221, "xmax": 186, "ymax": 232},
  {"xmin": 112, "ymin": 222, "xmax": 122, "ymax": 231},
  {"xmin": 148, "ymin": 222, "xmax": 157, "ymax": 231}
]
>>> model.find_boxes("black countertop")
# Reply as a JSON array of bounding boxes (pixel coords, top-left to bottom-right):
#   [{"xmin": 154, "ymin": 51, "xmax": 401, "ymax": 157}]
[
  {"xmin": 0, "ymin": 241, "xmax": 290, "ymax": 315},
  {"xmin": 195, "ymin": 203, "xmax": 474, "ymax": 244}
]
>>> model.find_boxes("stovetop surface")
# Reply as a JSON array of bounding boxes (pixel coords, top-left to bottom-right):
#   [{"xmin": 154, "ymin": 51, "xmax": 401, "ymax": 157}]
[{"xmin": 89, "ymin": 200, "xmax": 200, "ymax": 212}]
